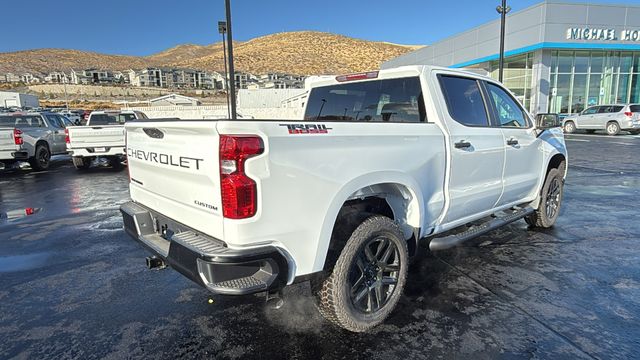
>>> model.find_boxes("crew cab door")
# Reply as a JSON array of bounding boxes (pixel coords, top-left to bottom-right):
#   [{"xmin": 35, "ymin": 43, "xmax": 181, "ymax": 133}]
[
  {"xmin": 44, "ymin": 115, "xmax": 67, "ymax": 154},
  {"xmin": 483, "ymin": 81, "xmax": 543, "ymax": 206},
  {"xmin": 437, "ymin": 74, "xmax": 505, "ymax": 224},
  {"xmin": 578, "ymin": 106, "xmax": 598, "ymax": 128}
]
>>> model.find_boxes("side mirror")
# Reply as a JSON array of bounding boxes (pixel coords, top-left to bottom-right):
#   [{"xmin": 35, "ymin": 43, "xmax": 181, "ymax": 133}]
[{"xmin": 535, "ymin": 113, "xmax": 560, "ymax": 130}]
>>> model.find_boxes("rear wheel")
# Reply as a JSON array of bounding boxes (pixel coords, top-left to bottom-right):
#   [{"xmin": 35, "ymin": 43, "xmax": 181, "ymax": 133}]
[
  {"xmin": 526, "ymin": 168, "xmax": 564, "ymax": 228},
  {"xmin": 108, "ymin": 157, "xmax": 123, "ymax": 170},
  {"xmin": 606, "ymin": 121, "xmax": 620, "ymax": 136},
  {"xmin": 72, "ymin": 157, "xmax": 91, "ymax": 170},
  {"xmin": 316, "ymin": 215, "xmax": 408, "ymax": 332},
  {"xmin": 29, "ymin": 144, "xmax": 50, "ymax": 171},
  {"xmin": 563, "ymin": 121, "xmax": 576, "ymax": 134}
]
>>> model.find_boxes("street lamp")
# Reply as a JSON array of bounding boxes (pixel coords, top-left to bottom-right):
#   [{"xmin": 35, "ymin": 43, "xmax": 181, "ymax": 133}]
[
  {"xmin": 496, "ymin": 0, "xmax": 511, "ymax": 82},
  {"xmin": 224, "ymin": 0, "xmax": 237, "ymax": 120},
  {"xmin": 218, "ymin": 21, "xmax": 231, "ymax": 119}
]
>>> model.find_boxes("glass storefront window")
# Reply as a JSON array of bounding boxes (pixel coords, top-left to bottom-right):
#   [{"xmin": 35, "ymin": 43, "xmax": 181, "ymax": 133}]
[
  {"xmin": 549, "ymin": 50, "xmax": 640, "ymax": 113},
  {"xmin": 588, "ymin": 74, "xmax": 602, "ymax": 107},
  {"xmin": 572, "ymin": 74, "xmax": 587, "ymax": 113},
  {"xmin": 558, "ymin": 52, "xmax": 573, "ymax": 73},
  {"xmin": 574, "ymin": 52, "xmax": 589, "ymax": 73},
  {"xmin": 617, "ymin": 73, "xmax": 631, "ymax": 103},
  {"xmin": 591, "ymin": 52, "xmax": 604, "ymax": 73}
]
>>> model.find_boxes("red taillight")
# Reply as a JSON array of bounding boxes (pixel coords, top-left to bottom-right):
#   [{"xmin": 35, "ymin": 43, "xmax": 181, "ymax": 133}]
[
  {"xmin": 335, "ymin": 71, "xmax": 379, "ymax": 82},
  {"xmin": 624, "ymin": 111, "xmax": 633, "ymax": 117},
  {"xmin": 13, "ymin": 128, "xmax": 23, "ymax": 145},
  {"xmin": 64, "ymin": 128, "xmax": 70, "ymax": 144},
  {"xmin": 25, "ymin": 208, "xmax": 35, "ymax": 216},
  {"xmin": 219, "ymin": 135, "xmax": 264, "ymax": 219}
]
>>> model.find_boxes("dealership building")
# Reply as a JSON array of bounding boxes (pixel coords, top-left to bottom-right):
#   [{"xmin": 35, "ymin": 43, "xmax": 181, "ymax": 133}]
[{"xmin": 382, "ymin": 1, "xmax": 640, "ymax": 115}]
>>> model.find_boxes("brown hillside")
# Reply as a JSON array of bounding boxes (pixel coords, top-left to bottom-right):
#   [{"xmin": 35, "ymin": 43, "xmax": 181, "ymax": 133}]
[
  {"xmin": 0, "ymin": 31, "xmax": 422, "ymax": 76},
  {"xmin": 172, "ymin": 31, "xmax": 420, "ymax": 75}
]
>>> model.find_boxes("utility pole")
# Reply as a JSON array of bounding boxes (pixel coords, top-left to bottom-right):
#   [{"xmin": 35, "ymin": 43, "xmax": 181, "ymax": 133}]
[
  {"xmin": 224, "ymin": 0, "xmax": 237, "ymax": 119},
  {"xmin": 218, "ymin": 21, "xmax": 231, "ymax": 119},
  {"xmin": 496, "ymin": 0, "xmax": 511, "ymax": 82}
]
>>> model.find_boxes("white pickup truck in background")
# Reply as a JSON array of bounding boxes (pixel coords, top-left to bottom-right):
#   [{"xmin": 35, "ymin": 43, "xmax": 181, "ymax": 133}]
[
  {"xmin": 66, "ymin": 110, "xmax": 147, "ymax": 169},
  {"xmin": 120, "ymin": 65, "xmax": 567, "ymax": 332}
]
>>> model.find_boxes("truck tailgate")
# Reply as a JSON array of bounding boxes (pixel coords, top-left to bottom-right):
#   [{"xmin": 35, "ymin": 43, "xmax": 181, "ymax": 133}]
[
  {"xmin": 0, "ymin": 129, "xmax": 16, "ymax": 151},
  {"xmin": 125, "ymin": 121, "xmax": 224, "ymax": 240},
  {"xmin": 67, "ymin": 126, "xmax": 125, "ymax": 148}
]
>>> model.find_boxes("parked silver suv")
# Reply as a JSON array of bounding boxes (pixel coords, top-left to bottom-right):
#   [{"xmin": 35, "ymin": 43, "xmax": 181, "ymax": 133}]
[{"xmin": 562, "ymin": 104, "xmax": 640, "ymax": 135}]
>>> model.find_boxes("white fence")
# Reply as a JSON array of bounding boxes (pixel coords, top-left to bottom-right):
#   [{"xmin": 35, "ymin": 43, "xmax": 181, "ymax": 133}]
[{"xmin": 126, "ymin": 105, "xmax": 303, "ymax": 120}]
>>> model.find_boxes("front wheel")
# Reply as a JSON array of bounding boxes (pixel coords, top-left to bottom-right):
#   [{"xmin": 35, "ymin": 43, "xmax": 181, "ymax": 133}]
[
  {"xmin": 29, "ymin": 145, "xmax": 51, "ymax": 171},
  {"xmin": 315, "ymin": 215, "xmax": 408, "ymax": 332},
  {"xmin": 563, "ymin": 121, "xmax": 576, "ymax": 134},
  {"xmin": 526, "ymin": 168, "xmax": 564, "ymax": 228}
]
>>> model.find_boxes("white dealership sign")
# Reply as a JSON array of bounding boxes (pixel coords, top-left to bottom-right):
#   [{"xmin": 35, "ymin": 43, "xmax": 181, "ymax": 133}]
[{"xmin": 566, "ymin": 28, "xmax": 640, "ymax": 42}]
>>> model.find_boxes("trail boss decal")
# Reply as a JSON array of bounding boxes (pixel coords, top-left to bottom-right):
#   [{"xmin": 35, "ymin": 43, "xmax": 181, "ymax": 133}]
[{"xmin": 280, "ymin": 123, "xmax": 332, "ymax": 134}]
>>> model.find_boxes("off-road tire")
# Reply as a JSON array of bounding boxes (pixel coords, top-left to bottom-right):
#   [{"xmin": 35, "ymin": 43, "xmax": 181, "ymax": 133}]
[
  {"xmin": 316, "ymin": 215, "xmax": 408, "ymax": 332},
  {"xmin": 606, "ymin": 121, "xmax": 620, "ymax": 136},
  {"xmin": 563, "ymin": 121, "xmax": 576, "ymax": 134},
  {"xmin": 108, "ymin": 157, "xmax": 124, "ymax": 170},
  {"xmin": 72, "ymin": 157, "xmax": 91, "ymax": 170},
  {"xmin": 526, "ymin": 168, "xmax": 564, "ymax": 228},
  {"xmin": 29, "ymin": 144, "xmax": 50, "ymax": 171}
]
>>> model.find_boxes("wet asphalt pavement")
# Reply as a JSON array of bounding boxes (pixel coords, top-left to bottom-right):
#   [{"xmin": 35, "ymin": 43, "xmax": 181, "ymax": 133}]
[{"xmin": 1, "ymin": 133, "xmax": 639, "ymax": 359}]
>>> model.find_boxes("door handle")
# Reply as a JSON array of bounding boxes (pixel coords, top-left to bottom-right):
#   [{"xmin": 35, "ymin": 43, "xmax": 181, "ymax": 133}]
[
  {"xmin": 54, "ymin": 131, "xmax": 59, "ymax": 134},
  {"xmin": 454, "ymin": 140, "xmax": 472, "ymax": 149},
  {"xmin": 507, "ymin": 138, "xmax": 519, "ymax": 146}
]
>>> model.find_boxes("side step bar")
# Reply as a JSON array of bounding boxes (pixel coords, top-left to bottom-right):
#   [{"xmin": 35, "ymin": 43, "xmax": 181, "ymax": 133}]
[{"xmin": 429, "ymin": 206, "xmax": 535, "ymax": 251}]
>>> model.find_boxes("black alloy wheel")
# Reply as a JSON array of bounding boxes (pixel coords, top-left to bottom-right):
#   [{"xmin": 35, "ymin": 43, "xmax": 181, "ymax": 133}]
[{"xmin": 348, "ymin": 236, "xmax": 400, "ymax": 314}]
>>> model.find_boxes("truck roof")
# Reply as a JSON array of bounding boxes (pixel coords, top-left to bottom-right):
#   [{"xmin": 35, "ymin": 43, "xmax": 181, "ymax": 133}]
[
  {"xmin": 308, "ymin": 65, "xmax": 495, "ymax": 89},
  {"xmin": 90, "ymin": 110, "xmax": 138, "ymax": 115}
]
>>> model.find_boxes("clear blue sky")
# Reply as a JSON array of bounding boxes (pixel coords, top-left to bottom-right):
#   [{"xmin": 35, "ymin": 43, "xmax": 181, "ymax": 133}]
[{"xmin": 0, "ymin": 0, "xmax": 630, "ymax": 55}]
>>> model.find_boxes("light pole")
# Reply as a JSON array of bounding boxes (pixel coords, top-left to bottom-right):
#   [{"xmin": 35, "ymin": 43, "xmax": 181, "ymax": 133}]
[
  {"xmin": 496, "ymin": 0, "xmax": 511, "ymax": 83},
  {"xmin": 218, "ymin": 21, "xmax": 231, "ymax": 119},
  {"xmin": 224, "ymin": 0, "xmax": 237, "ymax": 120}
]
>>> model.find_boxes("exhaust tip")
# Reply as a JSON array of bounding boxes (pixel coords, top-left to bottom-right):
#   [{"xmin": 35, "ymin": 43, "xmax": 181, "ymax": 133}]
[{"xmin": 146, "ymin": 256, "xmax": 166, "ymax": 270}]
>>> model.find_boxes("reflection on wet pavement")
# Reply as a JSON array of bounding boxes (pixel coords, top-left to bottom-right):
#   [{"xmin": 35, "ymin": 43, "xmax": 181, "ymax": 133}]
[{"xmin": 0, "ymin": 137, "xmax": 639, "ymax": 359}]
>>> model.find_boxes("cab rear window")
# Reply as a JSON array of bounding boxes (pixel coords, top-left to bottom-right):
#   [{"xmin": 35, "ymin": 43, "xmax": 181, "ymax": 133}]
[
  {"xmin": 89, "ymin": 113, "xmax": 136, "ymax": 125},
  {"xmin": 0, "ymin": 115, "xmax": 45, "ymax": 128},
  {"xmin": 304, "ymin": 77, "xmax": 426, "ymax": 123}
]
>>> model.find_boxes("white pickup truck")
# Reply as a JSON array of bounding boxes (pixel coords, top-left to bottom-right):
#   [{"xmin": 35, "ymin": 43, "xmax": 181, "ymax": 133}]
[
  {"xmin": 66, "ymin": 110, "xmax": 147, "ymax": 169},
  {"xmin": 120, "ymin": 66, "xmax": 567, "ymax": 332}
]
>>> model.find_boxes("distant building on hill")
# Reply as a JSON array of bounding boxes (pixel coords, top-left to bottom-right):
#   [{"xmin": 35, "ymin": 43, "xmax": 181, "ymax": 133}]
[
  {"xmin": 148, "ymin": 93, "xmax": 201, "ymax": 106},
  {"xmin": 44, "ymin": 72, "xmax": 69, "ymax": 83}
]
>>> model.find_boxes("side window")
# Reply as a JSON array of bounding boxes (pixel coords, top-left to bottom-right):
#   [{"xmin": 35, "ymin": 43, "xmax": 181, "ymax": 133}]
[
  {"xmin": 438, "ymin": 75, "xmax": 489, "ymax": 127},
  {"xmin": 610, "ymin": 105, "xmax": 623, "ymax": 113},
  {"xmin": 630, "ymin": 105, "xmax": 640, "ymax": 112},
  {"xmin": 597, "ymin": 106, "xmax": 610, "ymax": 114},
  {"xmin": 582, "ymin": 107, "xmax": 598, "ymax": 115},
  {"xmin": 46, "ymin": 115, "xmax": 62, "ymax": 128},
  {"xmin": 485, "ymin": 82, "xmax": 528, "ymax": 128}
]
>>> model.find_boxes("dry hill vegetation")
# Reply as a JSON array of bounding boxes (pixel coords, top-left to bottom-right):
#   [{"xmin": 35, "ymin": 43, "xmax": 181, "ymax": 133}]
[
  {"xmin": 171, "ymin": 31, "xmax": 421, "ymax": 75},
  {"xmin": 0, "ymin": 31, "xmax": 421, "ymax": 76}
]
